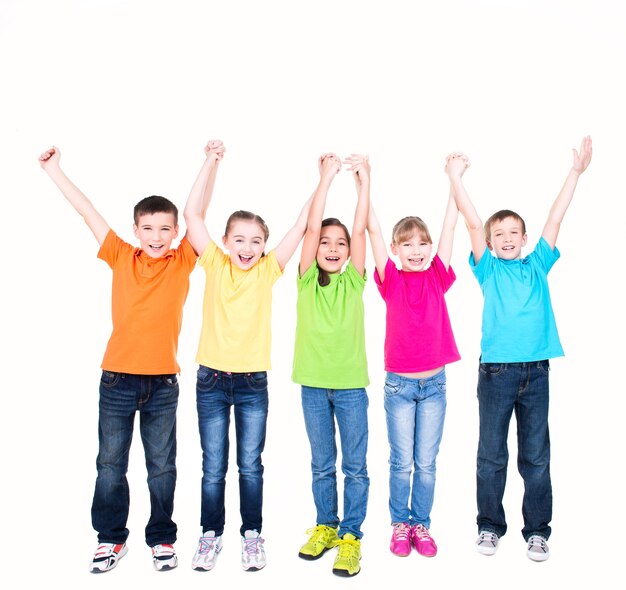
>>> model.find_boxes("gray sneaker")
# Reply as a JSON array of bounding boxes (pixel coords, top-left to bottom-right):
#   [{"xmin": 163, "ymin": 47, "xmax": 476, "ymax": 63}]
[
  {"xmin": 241, "ymin": 530, "xmax": 266, "ymax": 571},
  {"xmin": 476, "ymin": 531, "xmax": 499, "ymax": 556},
  {"xmin": 192, "ymin": 531, "xmax": 223, "ymax": 571},
  {"xmin": 526, "ymin": 535, "xmax": 549, "ymax": 562}
]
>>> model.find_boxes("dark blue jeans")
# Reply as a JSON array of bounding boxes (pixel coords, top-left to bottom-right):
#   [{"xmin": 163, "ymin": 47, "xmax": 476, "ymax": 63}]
[
  {"xmin": 91, "ymin": 371, "xmax": 179, "ymax": 547},
  {"xmin": 196, "ymin": 366, "xmax": 269, "ymax": 537},
  {"xmin": 476, "ymin": 361, "xmax": 552, "ymax": 541}
]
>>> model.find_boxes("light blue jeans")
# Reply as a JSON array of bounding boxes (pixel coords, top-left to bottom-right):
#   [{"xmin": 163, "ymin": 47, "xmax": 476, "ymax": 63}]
[
  {"xmin": 384, "ymin": 370, "xmax": 447, "ymax": 527},
  {"xmin": 301, "ymin": 386, "xmax": 370, "ymax": 539}
]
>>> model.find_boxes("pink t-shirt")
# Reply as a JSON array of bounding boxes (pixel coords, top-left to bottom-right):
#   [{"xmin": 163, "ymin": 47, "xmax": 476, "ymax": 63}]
[{"xmin": 374, "ymin": 256, "xmax": 460, "ymax": 373}]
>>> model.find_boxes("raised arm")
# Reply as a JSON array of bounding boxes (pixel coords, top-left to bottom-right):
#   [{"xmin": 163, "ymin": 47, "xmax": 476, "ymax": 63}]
[
  {"xmin": 344, "ymin": 154, "xmax": 370, "ymax": 276},
  {"xmin": 541, "ymin": 135, "xmax": 592, "ymax": 249},
  {"xmin": 39, "ymin": 146, "xmax": 110, "ymax": 245},
  {"xmin": 367, "ymin": 205, "xmax": 389, "ymax": 281},
  {"xmin": 299, "ymin": 153, "xmax": 341, "ymax": 276},
  {"xmin": 183, "ymin": 140, "xmax": 224, "ymax": 256},
  {"xmin": 446, "ymin": 152, "xmax": 485, "ymax": 263},
  {"xmin": 436, "ymin": 188, "xmax": 460, "ymax": 270},
  {"xmin": 273, "ymin": 192, "xmax": 314, "ymax": 270}
]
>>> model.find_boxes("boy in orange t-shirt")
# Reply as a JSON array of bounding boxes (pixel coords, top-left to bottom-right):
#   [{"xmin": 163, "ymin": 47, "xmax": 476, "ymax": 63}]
[{"xmin": 39, "ymin": 141, "xmax": 223, "ymax": 574}]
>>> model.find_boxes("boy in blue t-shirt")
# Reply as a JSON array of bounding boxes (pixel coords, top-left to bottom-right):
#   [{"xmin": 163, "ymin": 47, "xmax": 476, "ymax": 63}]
[{"xmin": 445, "ymin": 137, "xmax": 592, "ymax": 562}]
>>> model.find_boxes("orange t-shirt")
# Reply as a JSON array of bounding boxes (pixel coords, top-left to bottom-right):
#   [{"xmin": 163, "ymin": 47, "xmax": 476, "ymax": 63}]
[{"xmin": 98, "ymin": 230, "xmax": 197, "ymax": 375}]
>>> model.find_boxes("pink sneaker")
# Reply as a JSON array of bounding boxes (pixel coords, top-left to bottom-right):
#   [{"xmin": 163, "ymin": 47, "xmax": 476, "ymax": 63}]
[
  {"xmin": 411, "ymin": 524, "xmax": 437, "ymax": 557},
  {"xmin": 389, "ymin": 522, "xmax": 412, "ymax": 557}
]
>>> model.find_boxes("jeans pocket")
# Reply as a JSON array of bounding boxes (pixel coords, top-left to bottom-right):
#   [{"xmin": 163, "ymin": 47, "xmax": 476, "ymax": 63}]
[
  {"xmin": 245, "ymin": 371, "xmax": 268, "ymax": 392},
  {"xmin": 197, "ymin": 365, "xmax": 219, "ymax": 392},
  {"xmin": 162, "ymin": 374, "xmax": 178, "ymax": 388},
  {"xmin": 384, "ymin": 376, "xmax": 402, "ymax": 397},
  {"xmin": 100, "ymin": 370, "xmax": 120, "ymax": 388},
  {"xmin": 479, "ymin": 363, "xmax": 504, "ymax": 376},
  {"xmin": 538, "ymin": 360, "xmax": 550, "ymax": 374}
]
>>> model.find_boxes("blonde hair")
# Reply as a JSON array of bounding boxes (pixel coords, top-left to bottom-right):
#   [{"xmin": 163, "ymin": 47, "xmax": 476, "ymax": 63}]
[{"xmin": 391, "ymin": 216, "xmax": 432, "ymax": 245}]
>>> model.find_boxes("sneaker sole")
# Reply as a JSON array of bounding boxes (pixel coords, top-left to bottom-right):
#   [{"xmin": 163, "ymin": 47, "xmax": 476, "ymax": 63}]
[
  {"xmin": 477, "ymin": 546, "xmax": 497, "ymax": 556},
  {"xmin": 527, "ymin": 552, "xmax": 549, "ymax": 562},
  {"xmin": 243, "ymin": 564, "xmax": 266, "ymax": 572},
  {"xmin": 332, "ymin": 567, "xmax": 360, "ymax": 577},
  {"xmin": 89, "ymin": 545, "xmax": 128, "ymax": 573},
  {"xmin": 298, "ymin": 546, "xmax": 332, "ymax": 561}
]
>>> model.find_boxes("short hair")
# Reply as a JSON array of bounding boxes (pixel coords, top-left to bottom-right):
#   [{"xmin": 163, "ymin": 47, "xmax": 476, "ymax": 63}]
[
  {"xmin": 317, "ymin": 218, "xmax": 351, "ymax": 287},
  {"xmin": 133, "ymin": 195, "xmax": 178, "ymax": 225},
  {"xmin": 224, "ymin": 210, "xmax": 270, "ymax": 242},
  {"xmin": 484, "ymin": 209, "xmax": 526, "ymax": 242},
  {"xmin": 391, "ymin": 216, "xmax": 432, "ymax": 245}
]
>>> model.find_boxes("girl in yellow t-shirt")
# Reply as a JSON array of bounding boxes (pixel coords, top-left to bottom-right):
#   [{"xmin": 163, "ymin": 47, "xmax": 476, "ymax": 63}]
[{"xmin": 183, "ymin": 140, "xmax": 312, "ymax": 573}]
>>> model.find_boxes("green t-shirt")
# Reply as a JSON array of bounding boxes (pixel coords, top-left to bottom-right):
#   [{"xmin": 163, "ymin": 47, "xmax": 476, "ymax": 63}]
[{"xmin": 292, "ymin": 261, "xmax": 369, "ymax": 389}]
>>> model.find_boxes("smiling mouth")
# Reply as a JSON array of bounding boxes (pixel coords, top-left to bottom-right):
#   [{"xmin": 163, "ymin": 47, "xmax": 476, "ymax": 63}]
[
  {"xmin": 150, "ymin": 244, "xmax": 164, "ymax": 251},
  {"xmin": 408, "ymin": 257, "xmax": 424, "ymax": 264},
  {"xmin": 325, "ymin": 256, "xmax": 340, "ymax": 262},
  {"xmin": 239, "ymin": 255, "xmax": 254, "ymax": 263}
]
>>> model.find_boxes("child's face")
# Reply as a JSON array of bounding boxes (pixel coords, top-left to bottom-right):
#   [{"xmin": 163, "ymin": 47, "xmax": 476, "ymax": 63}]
[
  {"xmin": 316, "ymin": 225, "xmax": 349, "ymax": 274},
  {"xmin": 222, "ymin": 220, "xmax": 266, "ymax": 270},
  {"xmin": 133, "ymin": 212, "xmax": 179, "ymax": 258},
  {"xmin": 391, "ymin": 231, "xmax": 432, "ymax": 272},
  {"xmin": 487, "ymin": 216, "xmax": 527, "ymax": 260}
]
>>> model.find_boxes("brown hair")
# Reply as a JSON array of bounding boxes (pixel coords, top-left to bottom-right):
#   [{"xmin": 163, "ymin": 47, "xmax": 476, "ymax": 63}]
[
  {"xmin": 484, "ymin": 209, "xmax": 526, "ymax": 242},
  {"xmin": 133, "ymin": 195, "xmax": 178, "ymax": 225},
  {"xmin": 318, "ymin": 218, "xmax": 350, "ymax": 287},
  {"xmin": 224, "ymin": 210, "xmax": 270, "ymax": 242},
  {"xmin": 391, "ymin": 216, "xmax": 432, "ymax": 245}
]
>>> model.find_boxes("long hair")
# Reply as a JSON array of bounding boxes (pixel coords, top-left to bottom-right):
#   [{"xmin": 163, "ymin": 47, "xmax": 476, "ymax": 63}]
[{"xmin": 317, "ymin": 217, "xmax": 351, "ymax": 287}]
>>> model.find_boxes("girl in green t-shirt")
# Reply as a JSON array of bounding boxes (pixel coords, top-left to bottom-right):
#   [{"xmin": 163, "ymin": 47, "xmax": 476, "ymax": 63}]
[{"xmin": 293, "ymin": 153, "xmax": 370, "ymax": 578}]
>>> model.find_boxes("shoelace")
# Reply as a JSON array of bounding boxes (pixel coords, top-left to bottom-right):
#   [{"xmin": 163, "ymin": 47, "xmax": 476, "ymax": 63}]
[
  {"xmin": 243, "ymin": 536, "xmax": 264, "ymax": 556},
  {"xmin": 198, "ymin": 537, "xmax": 218, "ymax": 555},
  {"xmin": 479, "ymin": 532, "xmax": 498, "ymax": 546},
  {"xmin": 393, "ymin": 523, "xmax": 410, "ymax": 541},
  {"xmin": 413, "ymin": 525, "xmax": 432, "ymax": 540},
  {"xmin": 305, "ymin": 525, "xmax": 332, "ymax": 543},
  {"xmin": 528, "ymin": 536, "xmax": 547, "ymax": 551},
  {"xmin": 336, "ymin": 537, "xmax": 360, "ymax": 558}
]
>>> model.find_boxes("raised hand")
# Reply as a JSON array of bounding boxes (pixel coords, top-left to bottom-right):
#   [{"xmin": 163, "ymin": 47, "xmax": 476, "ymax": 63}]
[
  {"xmin": 572, "ymin": 135, "xmax": 592, "ymax": 174},
  {"xmin": 38, "ymin": 146, "xmax": 61, "ymax": 169}
]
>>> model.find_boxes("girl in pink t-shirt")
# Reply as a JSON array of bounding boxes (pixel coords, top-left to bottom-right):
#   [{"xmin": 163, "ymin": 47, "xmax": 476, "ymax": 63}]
[{"xmin": 366, "ymin": 153, "xmax": 468, "ymax": 558}]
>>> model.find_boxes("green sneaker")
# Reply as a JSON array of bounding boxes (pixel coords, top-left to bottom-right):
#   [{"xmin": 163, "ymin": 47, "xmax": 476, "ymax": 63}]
[
  {"xmin": 298, "ymin": 525, "xmax": 339, "ymax": 560},
  {"xmin": 332, "ymin": 534, "xmax": 361, "ymax": 577}
]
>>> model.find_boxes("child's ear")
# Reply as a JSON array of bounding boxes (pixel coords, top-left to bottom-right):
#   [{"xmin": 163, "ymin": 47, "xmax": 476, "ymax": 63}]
[
  {"xmin": 222, "ymin": 235, "xmax": 228, "ymax": 247},
  {"xmin": 173, "ymin": 224, "xmax": 180, "ymax": 239},
  {"xmin": 522, "ymin": 233, "xmax": 528, "ymax": 247},
  {"xmin": 133, "ymin": 224, "xmax": 139, "ymax": 239},
  {"xmin": 486, "ymin": 240, "xmax": 493, "ymax": 251},
  {"xmin": 390, "ymin": 242, "xmax": 398, "ymax": 256}
]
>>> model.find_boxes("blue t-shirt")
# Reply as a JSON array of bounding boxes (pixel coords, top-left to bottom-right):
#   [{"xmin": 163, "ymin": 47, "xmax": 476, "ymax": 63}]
[{"xmin": 470, "ymin": 237, "xmax": 563, "ymax": 363}]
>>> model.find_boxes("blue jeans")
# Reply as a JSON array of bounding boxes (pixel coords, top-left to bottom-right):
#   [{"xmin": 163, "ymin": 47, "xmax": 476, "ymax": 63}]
[
  {"xmin": 384, "ymin": 370, "xmax": 447, "ymax": 527},
  {"xmin": 476, "ymin": 361, "xmax": 552, "ymax": 541},
  {"xmin": 301, "ymin": 386, "xmax": 369, "ymax": 539},
  {"xmin": 91, "ymin": 371, "xmax": 179, "ymax": 547},
  {"xmin": 196, "ymin": 366, "xmax": 269, "ymax": 537}
]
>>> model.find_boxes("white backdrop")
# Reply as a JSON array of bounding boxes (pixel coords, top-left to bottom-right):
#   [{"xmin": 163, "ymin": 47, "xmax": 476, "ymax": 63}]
[{"xmin": 1, "ymin": 1, "xmax": 623, "ymax": 588}]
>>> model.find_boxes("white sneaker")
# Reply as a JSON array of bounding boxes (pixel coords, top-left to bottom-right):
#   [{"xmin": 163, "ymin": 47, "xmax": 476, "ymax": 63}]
[
  {"xmin": 151, "ymin": 543, "xmax": 178, "ymax": 571},
  {"xmin": 192, "ymin": 531, "xmax": 223, "ymax": 571},
  {"xmin": 241, "ymin": 529, "xmax": 266, "ymax": 571},
  {"xmin": 89, "ymin": 542, "xmax": 128, "ymax": 573},
  {"xmin": 476, "ymin": 530, "xmax": 499, "ymax": 556},
  {"xmin": 526, "ymin": 535, "xmax": 549, "ymax": 562}
]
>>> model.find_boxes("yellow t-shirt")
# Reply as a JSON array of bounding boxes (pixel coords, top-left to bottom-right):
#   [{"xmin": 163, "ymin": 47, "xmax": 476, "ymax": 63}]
[
  {"xmin": 196, "ymin": 241, "xmax": 283, "ymax": 372},
  {"xmin": 98, "ymin": 230, "xmax": 197, "ymax": 375}
]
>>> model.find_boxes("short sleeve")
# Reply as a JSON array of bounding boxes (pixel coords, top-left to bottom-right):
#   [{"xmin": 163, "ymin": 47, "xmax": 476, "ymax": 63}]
[
  {"xmin": 430, "ymin": 254, "xmax": 456, "ymax": 293},
  {"xmin": 97, "ymin": 230, "xmax": 134, "ymax": 269}
]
